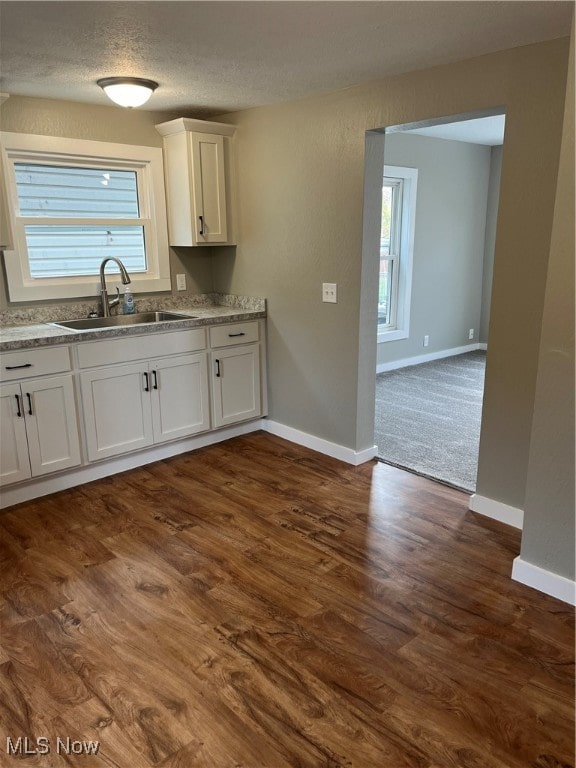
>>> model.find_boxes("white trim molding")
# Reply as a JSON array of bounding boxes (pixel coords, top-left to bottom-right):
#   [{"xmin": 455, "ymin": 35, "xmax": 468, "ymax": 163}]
[
  {"xmin": 377, "ymin": 164, "xmax": 418, "ymax": 344},
  {"xmin": 377, "ymin": 343, "xmax": 484, "ymax": 374},
  {"xmin": 469, "ymin": 493, "xmax": 524, "ymax": 529},
  {"xmin": 0, "ymin": 131, "xmax": 171, "ymax": 302},
  {"xmin": 263, "ymin": 420, "xmax": 377, "ymax": 466},
  {"xmin": 1, "ymin": 417, "xmax": 379, "ymax": 508},
  {"xmin": 0, "ymin": 420, "xmax": 263, "ymax": 509},
  {"xmin": 512, "ymin": 557, "xmax": 576, "ymax": 606}
]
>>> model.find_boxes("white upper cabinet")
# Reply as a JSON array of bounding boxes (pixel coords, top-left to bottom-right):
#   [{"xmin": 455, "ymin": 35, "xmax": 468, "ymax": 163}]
[{"xmin": 156, "ymin": 118, "xmax": 236, "ymax": 247}]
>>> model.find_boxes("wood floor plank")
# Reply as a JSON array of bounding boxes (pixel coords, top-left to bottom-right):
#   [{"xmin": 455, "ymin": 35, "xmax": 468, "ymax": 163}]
[
  {"xmin": 0, "ymin": 432, "xmax": 573, "ymax": 767},
  {"xmin": 0, "ymin": 619, "xmax": 91, "ymax": 721},
  {"xmin": 37, "ymin": 613, "xmax": 194, "ymax": 766},
  {"xmin": 398, "ymin": 632, "xmax": 574, "ymax": 766}
]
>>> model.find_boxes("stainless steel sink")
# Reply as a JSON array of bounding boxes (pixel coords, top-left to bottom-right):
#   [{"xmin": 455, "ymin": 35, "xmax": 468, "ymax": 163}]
[{"xmin": 51, "ymin": 311, "xmax": 197, "ymax": 331}]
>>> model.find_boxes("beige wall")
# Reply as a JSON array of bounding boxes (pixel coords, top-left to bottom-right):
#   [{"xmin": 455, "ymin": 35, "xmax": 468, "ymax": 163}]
[
  {"xmin": 0, "ymin": 95, "xmax": 171, "ymax": 147},
  {"xmin": 0, "ymin": 96, "xmax": 214, "ymax": 309},
  {"xmin": 520, "ymin": 22, "xmax": 575, "ymax": 582},
  {"xmin": 212, "ymin": 38, "xmax": 570, "ymax": 513}
]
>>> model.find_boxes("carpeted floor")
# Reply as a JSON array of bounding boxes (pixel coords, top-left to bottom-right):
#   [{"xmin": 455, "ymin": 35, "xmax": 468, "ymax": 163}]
[{"xmin": 375, "ymin": 351, "xmax": 486, "ymax": 492}]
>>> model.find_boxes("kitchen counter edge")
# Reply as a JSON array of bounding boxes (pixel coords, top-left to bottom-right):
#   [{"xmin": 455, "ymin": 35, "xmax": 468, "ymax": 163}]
[{"xmin": 0, "ymin": 307, "xmax": 267, "ymax": 352}]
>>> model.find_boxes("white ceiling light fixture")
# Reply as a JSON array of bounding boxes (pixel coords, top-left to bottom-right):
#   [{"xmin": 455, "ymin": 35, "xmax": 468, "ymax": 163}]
[{"xmin": 97, "ymin": 77, "xmax": 158, "ymax": 108}]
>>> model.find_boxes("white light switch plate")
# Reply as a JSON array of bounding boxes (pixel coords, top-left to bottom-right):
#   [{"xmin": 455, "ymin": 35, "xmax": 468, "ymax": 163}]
[
  {"xmin": 176, "ymin": 273, "xmax": 187, "ymax": 291},
  {"xmin": 322, "ymin": 283, "xmax": 337, "ymax": 303}
]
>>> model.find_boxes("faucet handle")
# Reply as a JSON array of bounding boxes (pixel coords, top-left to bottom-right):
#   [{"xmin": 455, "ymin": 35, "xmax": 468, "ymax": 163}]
[{"xmin": 110, "ymin": 286, "xmax": 121, "ymax": 306}]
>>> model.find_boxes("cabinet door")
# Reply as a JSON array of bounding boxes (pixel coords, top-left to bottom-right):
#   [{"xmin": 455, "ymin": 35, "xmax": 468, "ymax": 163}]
[
  {"xmin": 211, "ymin": 344, "xmax": 261, "ymax": 428},
  {"xmin": 81, "ymin": 363, "xmax": 153, "ymax": 462},
  {"xmin": 24, "ymin": 375, "xmax": 81, "ymax": 476},
  {"xmin": 0, "ymin": 382, "xmax": 31, "ymax": 486},
  {"xmin": 151, "ymin": 353, "xmax": 210, "ymax": 443},
  {"xmin": 191, "ymin": 132, "xmax": 228, "ymax": 243}
]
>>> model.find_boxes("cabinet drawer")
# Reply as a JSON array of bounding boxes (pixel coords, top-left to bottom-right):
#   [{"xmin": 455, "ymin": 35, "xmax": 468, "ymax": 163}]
[
  {"xmin": 0, "ymin": 346, "xmax": 71, "ymax": 382},
  {"xmin": 209, "ymin": 322, "xmax": 259, "ymax": 348},
  {"xmin": 77, "ymin": 328, "xmax": 207, "ymax": 369}
]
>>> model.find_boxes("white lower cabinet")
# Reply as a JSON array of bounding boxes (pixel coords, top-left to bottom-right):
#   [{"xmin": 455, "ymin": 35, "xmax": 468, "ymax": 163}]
[
  {"xmin": 152, "ymin": 354, "xmax": 210, "ymax": 443},
  {"xmin": 80, "ymin": 362, "xmax": 154, "ymax": 461},
  {"xmin": 1, "ymin": 321, "xmax": 266, "ymax": 499},
  {"xmin": 0, "ymin": 375, "xmax": 81, "ymax": 486},
  {"xmin": 0, "ymin": 382, "xmax": 32, "ymax": 485},
  {"xmin": 80, "ymin": 352, "xmax": 210, "ymax": 462},
  {"xmin": 211, "ymin": 344, "xmax": 262, "ymax": 428}
]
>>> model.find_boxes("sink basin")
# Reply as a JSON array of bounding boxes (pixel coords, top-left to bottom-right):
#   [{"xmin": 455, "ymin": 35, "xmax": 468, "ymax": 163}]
[{"xmin": 52, "ymin": 311, "xmax": 197, "ymax": 331}]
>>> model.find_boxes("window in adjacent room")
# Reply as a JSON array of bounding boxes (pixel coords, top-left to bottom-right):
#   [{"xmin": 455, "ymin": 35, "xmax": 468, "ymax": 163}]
[
  {"xmin": 0, "ymin": 133, "xmax": 170, "ymax": 301},
  {"xmin": 379, "ymin": 177, "xmax": 402, "ymax": 328},
  {"xmin": 378, "ymin": 165, "xmax": 418, "ymax": 342}
]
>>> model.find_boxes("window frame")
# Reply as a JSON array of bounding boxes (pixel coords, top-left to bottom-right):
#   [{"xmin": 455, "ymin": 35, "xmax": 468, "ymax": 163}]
[
  {"xmin": 378, "ymin": 164, "xmax": 418, "ymax": 343},
  {"xmin": 378, "ymin": 177, "xmax": 403, "ymax": 330},
  {"xmin": 0, "ymin": 132, "xmax": 171, "ymax": 302}
]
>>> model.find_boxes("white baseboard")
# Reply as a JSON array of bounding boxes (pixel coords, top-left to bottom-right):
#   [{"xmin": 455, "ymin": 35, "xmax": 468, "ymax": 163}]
[
  {"xmin": 469, "ymin": 493, "xmax": 524, "ymax": 529},
  {"xmin": 0, "ymin": 420, "xmax": 264, "ymax": 509},
  {"xmin": 377, "ymin": 343, "xmax": 485, "ymax": 373},
  {"xmin": 1, "ymin": 417, "xmax": 378, "ymax": 508},
  {"xmin": 512, "ymin": 556, "xmax": 576, "ymax": 605},
  {"xmin": 263, "ymin": 420, "xmax": 377, "ymax": 466}
]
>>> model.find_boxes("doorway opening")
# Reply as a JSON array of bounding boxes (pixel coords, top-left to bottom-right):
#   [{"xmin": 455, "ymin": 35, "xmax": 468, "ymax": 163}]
[{"xmin": 367, "ymin": 110, "xmax": 505, "ymax": 492}]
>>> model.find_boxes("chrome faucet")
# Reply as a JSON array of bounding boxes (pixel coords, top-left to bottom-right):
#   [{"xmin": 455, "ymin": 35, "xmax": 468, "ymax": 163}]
[{"xmin": 99, "ymin": 257, "xmax": 131, "ymax": 317}]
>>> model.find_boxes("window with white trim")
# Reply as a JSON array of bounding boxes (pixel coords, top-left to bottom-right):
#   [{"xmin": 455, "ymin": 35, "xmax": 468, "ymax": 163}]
[
  {"xmin": 378, "ymin": 177, "xmax": 403, "ymax": 329},
  {"xmin": 378, "ymin": 165, "xmax": 418, "ymax": 342},
  {"xmin": 1, "ymin": 133, "xmax": 170, "ymax": 302}
]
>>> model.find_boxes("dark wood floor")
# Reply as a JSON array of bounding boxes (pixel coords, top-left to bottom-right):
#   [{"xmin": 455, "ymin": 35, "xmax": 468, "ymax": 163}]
[{"xmin": 0, "ymin": 432, "xmax": 573, "ymax": 768}]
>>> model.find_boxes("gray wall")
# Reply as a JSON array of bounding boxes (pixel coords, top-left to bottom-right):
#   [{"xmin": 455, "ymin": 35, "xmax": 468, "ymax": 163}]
[
  {"xmin": 376, "ymin": 132, "xmax": 491, "ymax": 366},
  {"xmin": 520, "ymin": 21, "xmax": 575, "ymax": 582},
  {"xmin": 211, "ymin": 37, "xmax": 569, "ymax": 517},
  {"xmin": 0, "ymin": 38, "xmax": 571, "ymax": 545},
  {"xmin": 480, "ymin": 145, "xmax": 503, "ymax": 344}
]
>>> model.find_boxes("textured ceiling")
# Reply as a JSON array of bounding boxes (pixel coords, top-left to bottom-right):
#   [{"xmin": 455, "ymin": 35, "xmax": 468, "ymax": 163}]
[{"xmin": 0, "ymin": 1, "xmax": 572, "ymax": 116}]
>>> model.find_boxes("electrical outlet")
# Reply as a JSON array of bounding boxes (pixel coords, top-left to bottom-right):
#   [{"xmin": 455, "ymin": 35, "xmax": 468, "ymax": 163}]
[
  {"xmin": 322, "ymin": 283, "xmax": 337, "ymax": 303},
  {"xmin": 468, "ymin": 328, "xmax": 474, "ymax": 340},
  {"xmin": 176, "ymin": 273, "xmax": 187, "ymax": 291},
  {"xmin": 423, "ymin": 335, "xmax": 429, "ymax": 347}
]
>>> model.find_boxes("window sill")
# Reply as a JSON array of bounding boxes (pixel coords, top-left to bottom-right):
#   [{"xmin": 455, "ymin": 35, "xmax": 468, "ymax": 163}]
[
  {"xmin": 378, "ymin": 328, "xmax": 409, "ymax": 343},
  {"xmin": 3, "ymin": 250, "xmax": 171, "ymax": 302}
]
